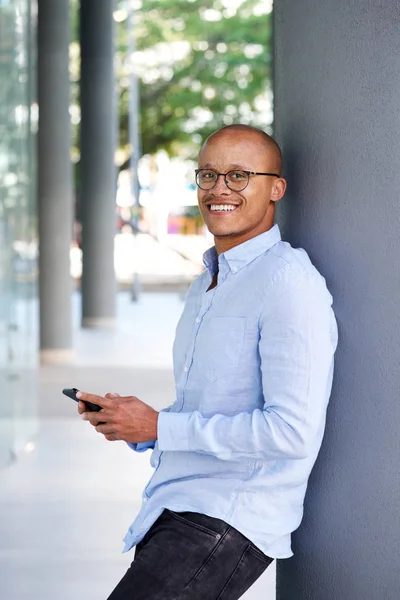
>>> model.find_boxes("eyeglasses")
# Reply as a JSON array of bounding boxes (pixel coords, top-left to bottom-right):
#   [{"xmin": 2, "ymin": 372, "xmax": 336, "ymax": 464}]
[{"xmin": 195, "ymin": 169, "xmax": 280, "ymax": 192}]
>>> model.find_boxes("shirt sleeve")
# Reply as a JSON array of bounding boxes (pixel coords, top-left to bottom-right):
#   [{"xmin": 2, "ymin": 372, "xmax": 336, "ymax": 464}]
[
  {"xmin": 127, "ymin": 440, "xmax": 156, "ymax": 453},
  {"xmin": 157, "ymin": 265, "xmax": 338, "ymax": 461}
]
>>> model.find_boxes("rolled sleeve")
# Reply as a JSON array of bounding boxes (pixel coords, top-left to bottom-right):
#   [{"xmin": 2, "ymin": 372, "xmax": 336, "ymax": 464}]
[{"xmin": 157, "ymin": 411, "xmax": 191, "ymax": 452}]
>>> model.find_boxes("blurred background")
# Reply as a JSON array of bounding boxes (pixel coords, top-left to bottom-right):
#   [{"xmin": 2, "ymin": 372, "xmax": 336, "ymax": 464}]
[{"xmin": 0, "ymin": 1, "xmax": 276, "ymax": 598}]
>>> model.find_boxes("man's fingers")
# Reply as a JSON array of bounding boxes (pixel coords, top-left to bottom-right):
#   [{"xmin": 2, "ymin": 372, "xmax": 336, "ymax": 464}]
[
  {"xmin": 95, "ymin": 423, "xmax": 119, "ymax": 438},
  {"xmin": 105, "ymin": 392, "xmax": 121, "ymax": 399},
  {"xmin": 95, "ymin": 423, "xmax": 115, "ymax": 434},
  {"xmin": 77, "ymin": 391, "xmax": 111, "ymax": 409},
  {"xmin": 77, "ymin": 401, "xmax": 86, "ymax": 414},
  {"xmin": 82, "ymin": 410, "xmax": 109, "ymax": 426}
]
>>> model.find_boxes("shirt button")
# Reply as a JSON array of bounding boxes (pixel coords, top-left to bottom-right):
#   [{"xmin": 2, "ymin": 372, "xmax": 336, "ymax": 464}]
[
  {"xmin": 195, "ymin": 318, "xmax": 200, "ymax": 323},
  {"xmin": 184, "ymin": 366, "xmax": 188, "ymax": 372},
  {"xmin": 143, "ymin": 497, "xmax": 148, "ymax": 503},
  {"xmin": 232, "ymin": 266, "xmax": 238, "ymax": 273}
]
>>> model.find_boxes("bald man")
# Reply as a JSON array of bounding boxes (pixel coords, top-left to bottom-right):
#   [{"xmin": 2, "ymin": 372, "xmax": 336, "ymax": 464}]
[{"xmin": 78, "ymin": 125, "xmax": 338, "ymax": 599}]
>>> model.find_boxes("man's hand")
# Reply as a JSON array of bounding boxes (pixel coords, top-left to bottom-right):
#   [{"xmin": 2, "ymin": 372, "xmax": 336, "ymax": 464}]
[{"xmin": 77, "ymin": 391, "xmax": 159, "ymax": 443}]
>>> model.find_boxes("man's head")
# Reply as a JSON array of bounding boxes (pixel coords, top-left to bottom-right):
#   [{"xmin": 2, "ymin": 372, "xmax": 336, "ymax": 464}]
[{"xmin": 196, "ymin": 125, "xmax": 286, "ymax": 254}]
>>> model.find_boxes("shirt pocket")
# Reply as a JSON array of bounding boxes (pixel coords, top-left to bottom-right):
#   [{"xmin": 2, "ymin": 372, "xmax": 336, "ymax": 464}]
[{"xmin": 193, "ymin": 316, "xmax": 246, "ymax": 384}]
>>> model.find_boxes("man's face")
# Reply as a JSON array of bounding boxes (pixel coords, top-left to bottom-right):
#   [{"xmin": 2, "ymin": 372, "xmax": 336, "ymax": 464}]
[{"xmin": 197, "ymin": 131, "xmax": 285, "ymax": 249}]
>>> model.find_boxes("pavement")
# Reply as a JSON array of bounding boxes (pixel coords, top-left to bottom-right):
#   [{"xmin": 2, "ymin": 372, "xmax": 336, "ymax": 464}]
[{"xmin": 0, "ymin": 291, "xmax": 276, "ymax": 600}]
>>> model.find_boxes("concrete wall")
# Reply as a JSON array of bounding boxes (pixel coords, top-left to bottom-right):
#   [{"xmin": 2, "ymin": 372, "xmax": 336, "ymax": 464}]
[{"xmin": 273, "ymin": 1, "xmax": 400, "ymax": 599}]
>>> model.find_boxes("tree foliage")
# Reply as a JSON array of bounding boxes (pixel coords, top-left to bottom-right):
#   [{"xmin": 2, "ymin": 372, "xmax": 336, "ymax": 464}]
[
  {"xmin": 118, "ymin": 0, "xmax": 273, "ymax": 158},
  {"xmin": 73, "ymin": 0, "xmax": 273, "ymax": 160}
]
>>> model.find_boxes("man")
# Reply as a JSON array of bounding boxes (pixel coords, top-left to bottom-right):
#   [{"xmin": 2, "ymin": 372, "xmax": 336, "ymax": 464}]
[{"xmin": 78, "ymin": 125, "xmax": 338, "ymax": 599}]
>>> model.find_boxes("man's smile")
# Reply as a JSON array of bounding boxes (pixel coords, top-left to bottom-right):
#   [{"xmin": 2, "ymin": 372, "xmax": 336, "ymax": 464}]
[
  {"xmin": 208, "ymin": 203, "xmax": 239, "ymax": 213},
  {"xmin": 204, "ymin": 200, "xmax": 241, "ymax": 214}
]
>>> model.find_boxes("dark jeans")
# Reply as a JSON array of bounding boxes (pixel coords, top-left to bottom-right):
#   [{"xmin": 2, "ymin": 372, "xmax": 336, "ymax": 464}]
[{"xmin": 106, "ymin": 509, "xmax": 273, "ymax": 600}]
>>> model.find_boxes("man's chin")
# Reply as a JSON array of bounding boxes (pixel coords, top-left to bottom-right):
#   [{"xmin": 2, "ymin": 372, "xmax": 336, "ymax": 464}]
[{"xmin": 208, "ymin": 227, "xmax": 239, "ymax": 239}]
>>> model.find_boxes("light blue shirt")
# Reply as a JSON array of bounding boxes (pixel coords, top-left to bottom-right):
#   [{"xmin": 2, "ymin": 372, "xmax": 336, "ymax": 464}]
[{"xmin": 123, "ymin": 224, "xmax": 338, "ymax": 558}]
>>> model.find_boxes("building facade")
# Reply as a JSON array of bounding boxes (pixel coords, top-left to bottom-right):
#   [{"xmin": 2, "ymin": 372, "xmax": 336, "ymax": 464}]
[{"xmin": 0, "ymin": 0, "xmax": 38, "ymax": 466}]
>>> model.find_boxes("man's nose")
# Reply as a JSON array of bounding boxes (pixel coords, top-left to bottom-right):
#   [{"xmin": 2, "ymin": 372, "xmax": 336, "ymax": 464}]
[{"xmin": 213, "ymin": 174, "xmax": 232, "ymax": 193}]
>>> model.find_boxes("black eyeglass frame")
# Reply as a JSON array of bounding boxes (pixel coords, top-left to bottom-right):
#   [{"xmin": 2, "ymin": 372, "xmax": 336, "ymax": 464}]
[{"xmin": 195, "ymin": 169, "xmax": 281, "ymax": 191}]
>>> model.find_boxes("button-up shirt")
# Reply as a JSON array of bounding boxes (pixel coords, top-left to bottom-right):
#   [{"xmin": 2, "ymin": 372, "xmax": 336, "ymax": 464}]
[{"xmin": 123, "ymin": 224, "xmax": 338, "ymax": 558}]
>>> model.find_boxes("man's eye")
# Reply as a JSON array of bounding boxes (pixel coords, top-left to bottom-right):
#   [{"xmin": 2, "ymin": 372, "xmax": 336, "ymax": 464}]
[
  {"xmin": 230, "ymin": 171, "xmax": 247, "ymax": 180},
  {"xmin": 202, "ymin": 172, "xmax": 216, "ymax": 179}
]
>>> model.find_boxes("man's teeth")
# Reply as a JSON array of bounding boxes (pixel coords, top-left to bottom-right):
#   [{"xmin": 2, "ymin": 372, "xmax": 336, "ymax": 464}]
[{"xmin": 209, "ymin": 204, "xmax": 237, "ymax": 212}]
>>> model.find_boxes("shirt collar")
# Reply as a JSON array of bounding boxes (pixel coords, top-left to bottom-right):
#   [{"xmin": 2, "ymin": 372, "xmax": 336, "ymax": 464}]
[{"xmin": 203, "ymin": 224, "xmax": 282, "ymax": 275}]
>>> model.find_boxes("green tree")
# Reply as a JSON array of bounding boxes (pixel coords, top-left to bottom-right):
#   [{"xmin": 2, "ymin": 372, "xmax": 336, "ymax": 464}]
[
  {"xmin": 71, "ymin": 0, "xmax": 273, "ymax": 161},
  {"xmin": 117, "ymin": 0, "xmax": 273, "ymax": 159}
]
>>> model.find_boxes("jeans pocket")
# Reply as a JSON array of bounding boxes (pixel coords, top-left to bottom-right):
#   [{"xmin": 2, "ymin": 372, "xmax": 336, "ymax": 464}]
[
  {"xmin": 247, "ymin": 543, "xmax": 273, "ymax": 566},
  {"xmin": 165, "ymin": 510, "xmax": 225, "ymax": 539},
  {"xmin": 216, "ymin": 544, "xmax": 273, "ymax": 600}
]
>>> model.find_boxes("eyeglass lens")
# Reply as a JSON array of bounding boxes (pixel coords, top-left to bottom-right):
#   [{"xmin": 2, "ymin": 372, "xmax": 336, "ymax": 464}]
[{"xmin": 196, "ymin": 170, "xmax": 249, "ymax": 190}]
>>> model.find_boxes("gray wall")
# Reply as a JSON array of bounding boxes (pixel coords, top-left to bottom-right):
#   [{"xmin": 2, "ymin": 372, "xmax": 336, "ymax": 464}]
[{"xmin": 273, "ymin": 1, "xmax": 400, "ymax": 599}]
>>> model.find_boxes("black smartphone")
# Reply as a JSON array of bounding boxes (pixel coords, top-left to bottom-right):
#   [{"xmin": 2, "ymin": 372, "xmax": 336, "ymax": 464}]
[{"xmin": 62, "ymin": 387, "xmax": 102, "ymax": 412}]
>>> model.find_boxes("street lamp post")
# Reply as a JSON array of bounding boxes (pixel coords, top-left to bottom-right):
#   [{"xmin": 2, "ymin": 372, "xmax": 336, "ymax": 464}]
[{"xmin": 127, "ymin": 1, "xmax": 141, "ymax": 302}]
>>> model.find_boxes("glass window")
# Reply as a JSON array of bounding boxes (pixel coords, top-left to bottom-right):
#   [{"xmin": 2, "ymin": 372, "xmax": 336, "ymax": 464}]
[{"xmin": 0, "ymin": 0, "xmax": 38, "ymax": 466}]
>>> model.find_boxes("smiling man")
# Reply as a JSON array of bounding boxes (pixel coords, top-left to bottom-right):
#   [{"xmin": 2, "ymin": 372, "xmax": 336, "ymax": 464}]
[
  {"xmin": 196, "ymin": 126, "xmax": 284, "ymax": 252},
  {"xmin": 78, "ymin": 125, "xmax": 338, "ymax": 600}
]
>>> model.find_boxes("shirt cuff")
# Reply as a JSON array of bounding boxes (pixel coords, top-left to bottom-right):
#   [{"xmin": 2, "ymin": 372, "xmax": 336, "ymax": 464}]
[
  {"xmin": 157, "ymin": 411, "xmax": 191, "ymax": 452},
  {"xmin": 126, "ymin": 441, "xmax": 155, "ymax": 453}
]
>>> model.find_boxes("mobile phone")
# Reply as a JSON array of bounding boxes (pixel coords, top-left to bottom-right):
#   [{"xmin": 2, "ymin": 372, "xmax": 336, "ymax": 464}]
[{"xmin": 62, "ymin": 388, "xmax": 102, "ymax": 412}]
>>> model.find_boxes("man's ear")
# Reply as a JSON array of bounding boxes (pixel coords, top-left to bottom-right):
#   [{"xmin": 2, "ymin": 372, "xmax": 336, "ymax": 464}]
[{"xmin": 271, "ymin": 178, "xmax": 287, "ymax": 203}]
